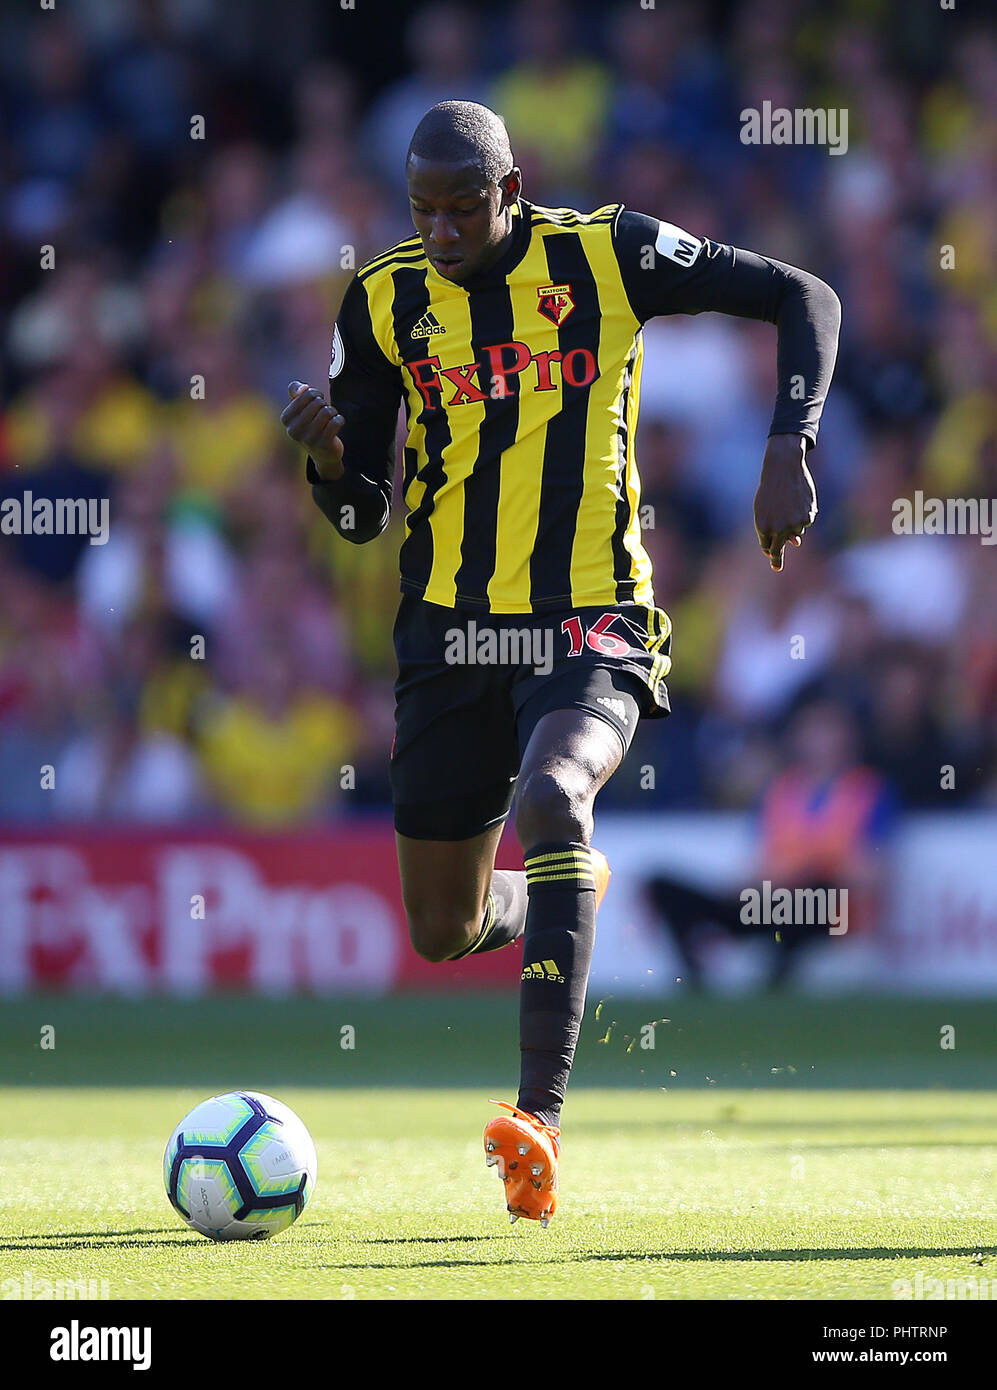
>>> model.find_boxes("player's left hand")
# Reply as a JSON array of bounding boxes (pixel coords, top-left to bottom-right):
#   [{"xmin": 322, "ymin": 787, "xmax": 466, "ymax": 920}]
[{"xmin": 753, "ymin": 434, "xmax": 817, "ymax": 572}]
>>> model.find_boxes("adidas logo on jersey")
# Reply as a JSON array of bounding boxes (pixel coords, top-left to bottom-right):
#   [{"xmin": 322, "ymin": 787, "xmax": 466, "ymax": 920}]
[
  {"xmin": 521, "ymin": 959, "xmax": 565, "ymax": 984},
  {"xmin": 411, "ymin": 311, "xmax": 447, "ymax": 339},
  {"xmin": 596, "ymin": 696, "xmax": 628, "ymax": 725}
]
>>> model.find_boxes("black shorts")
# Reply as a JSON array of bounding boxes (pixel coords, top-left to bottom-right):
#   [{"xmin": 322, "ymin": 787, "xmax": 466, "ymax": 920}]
[{"xmin": 390, "ymin": 593, "xmax": 671, "ymax": 841}]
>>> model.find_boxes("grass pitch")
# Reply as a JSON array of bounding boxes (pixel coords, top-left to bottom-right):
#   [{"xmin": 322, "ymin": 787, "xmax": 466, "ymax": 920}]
[{"xmin": 1, "ymin": 996, "xmax": 996, "ymax": 1300}]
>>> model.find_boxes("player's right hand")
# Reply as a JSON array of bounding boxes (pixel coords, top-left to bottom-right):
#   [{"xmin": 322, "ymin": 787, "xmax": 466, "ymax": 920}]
[{"xmin": 282, "ymin": 381, "xmax": 345, "ymax": 480}]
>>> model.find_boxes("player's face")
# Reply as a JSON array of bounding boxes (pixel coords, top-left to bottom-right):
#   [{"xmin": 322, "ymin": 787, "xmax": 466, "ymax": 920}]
[{"xmin": 407, "ymin": 158, "xmax": 518, "ymax": 283}]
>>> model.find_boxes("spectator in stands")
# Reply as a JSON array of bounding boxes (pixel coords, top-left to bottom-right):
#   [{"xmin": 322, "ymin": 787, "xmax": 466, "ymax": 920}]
[
  {"xmin": 195, "ymin": 641, "xmax": 359, "ymax": 827},
  {"xmin": 362, "ymin": 2, "xmax": 487, "ymax": 196},
  {"xmin": 646, "ymin": 699, "xmax": 895, "ymax": 988},
  {"xmin": 489, "ymin": 0, "xmax": 612, "ymax": 203}
]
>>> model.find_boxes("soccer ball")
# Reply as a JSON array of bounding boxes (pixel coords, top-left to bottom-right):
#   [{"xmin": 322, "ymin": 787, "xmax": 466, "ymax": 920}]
[{"xmin": 163, "ymin": 1091, "xmax": 317, "ymax": 1241}]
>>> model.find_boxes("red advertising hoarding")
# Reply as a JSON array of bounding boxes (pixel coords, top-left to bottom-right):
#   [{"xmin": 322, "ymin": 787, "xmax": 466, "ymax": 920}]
[{"xmin": 0, "ymin": 824, "xmax": 522, "ymax": 994}]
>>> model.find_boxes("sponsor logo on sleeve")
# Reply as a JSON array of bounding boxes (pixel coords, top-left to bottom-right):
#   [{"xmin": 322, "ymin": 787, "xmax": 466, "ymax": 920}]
[
  {"xmin": 329, "ymin": 323, "xmax": 345, "ymax": 378},
  {"xmin": 654, "ymin": 221, "xmax": 703, "ymax": 267}
]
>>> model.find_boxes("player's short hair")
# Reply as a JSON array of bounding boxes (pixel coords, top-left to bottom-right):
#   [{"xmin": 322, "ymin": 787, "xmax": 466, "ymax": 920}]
[{"xmin": 406, "ymin": 101, "xmax": 514, "ymax": 184}]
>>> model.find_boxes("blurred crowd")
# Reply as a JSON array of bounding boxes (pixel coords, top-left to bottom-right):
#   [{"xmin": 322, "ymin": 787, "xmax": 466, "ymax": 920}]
[{"xmin": 1, "ymin": 0, "xmax": 996, "ymax": 828}]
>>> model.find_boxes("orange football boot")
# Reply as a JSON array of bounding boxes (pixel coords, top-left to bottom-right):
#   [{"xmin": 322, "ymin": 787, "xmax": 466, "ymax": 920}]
[
  {"xmin": 482, "ymin": 848, "xmax": 611, "ymax": 1226},
  {"xmin": 483, "ymin": 1101, "xmax": 560, "ymax": 1226}
]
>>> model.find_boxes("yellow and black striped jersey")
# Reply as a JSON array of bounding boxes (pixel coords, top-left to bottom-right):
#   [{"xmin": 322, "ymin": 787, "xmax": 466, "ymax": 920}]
[{"xmin": 308, "ymin": 198, "xmax": 840, "ymax": 614}]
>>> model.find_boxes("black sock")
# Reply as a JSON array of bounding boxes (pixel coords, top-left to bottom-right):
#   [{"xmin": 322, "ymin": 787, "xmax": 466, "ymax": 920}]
[
  {"xmin": 516, "ymin": 842, "xmax": 597, "ymax": 1130},
  {"xmin": 448, "ymin": 870, "xmax": 528, "ymax": 959}
]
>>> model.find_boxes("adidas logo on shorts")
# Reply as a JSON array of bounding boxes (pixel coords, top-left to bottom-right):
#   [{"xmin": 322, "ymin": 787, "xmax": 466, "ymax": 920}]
[{"xmin": 596, "ymin": 696, "xmax": 628, "ymax": 725}]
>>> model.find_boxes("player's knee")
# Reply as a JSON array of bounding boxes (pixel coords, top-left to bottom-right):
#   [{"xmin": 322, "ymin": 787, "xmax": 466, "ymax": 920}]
[
  {"xmin": 405, "ymin": 906, "xmax": 479, "ymax": 963},
  {"xmin": 514, "ymin": 765, "xmax": 591, "ymax": 847}
]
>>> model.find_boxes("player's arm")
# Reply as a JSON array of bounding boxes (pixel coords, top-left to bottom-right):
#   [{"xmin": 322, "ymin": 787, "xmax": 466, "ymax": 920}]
[
  {"xmin": 613, "ymin": 208, "xmax": 841, "ymax": 571},
  {"xmin": 281, "ymin": 274, "xmax": 403, "ymax": 545}
]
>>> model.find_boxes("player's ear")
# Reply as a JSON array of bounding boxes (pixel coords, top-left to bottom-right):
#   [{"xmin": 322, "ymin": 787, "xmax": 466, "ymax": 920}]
[{"xmin": 500, "ymin": 167, "xmax": 523, "ymax": 209}]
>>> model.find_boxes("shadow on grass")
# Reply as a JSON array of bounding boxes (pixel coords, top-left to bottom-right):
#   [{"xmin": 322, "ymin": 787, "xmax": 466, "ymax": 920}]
[
  {"xmin": 0, "ymin": 1226, "xmax": 200, "ymax": 1252},
  {"xmin": 596, "ymin": 1245, "xmax": 997, "ymax": 1263},
  {"xmin": 358, "ymin": 1235, "xmax": 501, "ymax": 1245},
  {"xmin": 2, "ymin": 1227, "xmax": 505, "ymax": 1253},
  {"xmin": 309, "ymin": 1244, "xmax": 996, "ymax": 1271}
]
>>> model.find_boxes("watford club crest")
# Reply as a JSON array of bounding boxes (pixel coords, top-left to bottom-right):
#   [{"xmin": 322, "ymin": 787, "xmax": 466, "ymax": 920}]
[{"xmin": 536, "ymin": 283, "xmax": 576, "ymax": 327}]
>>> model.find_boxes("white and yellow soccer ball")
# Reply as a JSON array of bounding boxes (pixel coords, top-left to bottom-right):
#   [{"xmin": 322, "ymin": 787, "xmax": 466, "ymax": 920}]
[{"xmin": 164, "ymin": 1091, "xmax": 317, "ymax": 1241}]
